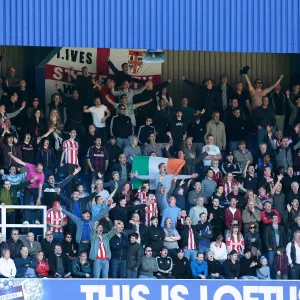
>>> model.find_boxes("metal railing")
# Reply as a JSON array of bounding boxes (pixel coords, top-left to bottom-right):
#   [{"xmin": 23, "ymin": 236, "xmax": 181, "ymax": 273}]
[{"xmin": 0, "ymin": 205, "xmax": 47, "ymax": 241}]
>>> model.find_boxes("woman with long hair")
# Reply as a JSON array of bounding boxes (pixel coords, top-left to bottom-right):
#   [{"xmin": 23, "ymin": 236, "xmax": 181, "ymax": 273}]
[
  {"xmin": 48, "ymin": 109, "xmax": 64, "ymax": 150},
  {"xmin": 244, "ymin": 189, "xmax": 263, "ymax": 210},
  {"xmin": 0, "ymin": 249, "xmax": 16, "ymax": 278},
  {"xmin": 118, "ymin": 182, "xmax": 134, "ymax": 205},
  {"xmin": 225, "ymin": 224, "xmax": 245, "ymax": 256},
  {"xmin": 35, "ymin": 251, "xmax": 50, "ymax": 278},
  {"xmin": 29, "ymin": 109, "xmax": 46, "ymax": 139}
]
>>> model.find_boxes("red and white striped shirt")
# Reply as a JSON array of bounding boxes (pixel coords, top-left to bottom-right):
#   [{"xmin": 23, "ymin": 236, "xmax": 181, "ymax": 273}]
[
  {"xmin": 46, "ymin": 209, "xmax": 67, "ymax": 233},
  {"xmin": 62, "ymin": 139, "xmax": 79, "ymax": 165},
  {"xmin": 225, "ymin": 233, "xmax": 245, "ymax": 254},
  {"xmin": 96, "ymin": 236, "xmax": 108, "ymax": 260},
  {"xmin": 145, "ymin": 202, "xmax": 158, "ymax": 226},
  {"xmin": 187, "ymin": 227, "xmax": 197, "ymax": 250},
  {"xmin": 135, "ymin": 190, "xmax": 147, "ymax": 204}
]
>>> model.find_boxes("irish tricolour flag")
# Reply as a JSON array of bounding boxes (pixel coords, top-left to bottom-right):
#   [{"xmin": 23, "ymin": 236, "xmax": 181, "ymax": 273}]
[{"xmin": 132, "ymin": 156, "xmax": 185, "ymax": 189}]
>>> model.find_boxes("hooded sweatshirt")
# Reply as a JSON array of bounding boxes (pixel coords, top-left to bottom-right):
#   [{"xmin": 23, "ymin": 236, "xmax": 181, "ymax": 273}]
[{"xmin": 123, "ymin": 136, "xmax": 141, "ymax": 164}]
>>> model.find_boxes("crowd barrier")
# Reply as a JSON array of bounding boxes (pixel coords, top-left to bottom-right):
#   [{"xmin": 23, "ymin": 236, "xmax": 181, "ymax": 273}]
[
  {"xmin": 0, "ymin": 278, "xmax": 298, "ymax": 300},
  {"xmin": 0, "ymin": 205, "xmax": 47, "ymax": 240}
]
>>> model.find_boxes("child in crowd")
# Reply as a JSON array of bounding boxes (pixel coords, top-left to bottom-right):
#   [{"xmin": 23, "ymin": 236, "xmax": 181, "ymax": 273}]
[{"xmin": 256, "ymin": 256, "xmax": 271, "ymax": 280}]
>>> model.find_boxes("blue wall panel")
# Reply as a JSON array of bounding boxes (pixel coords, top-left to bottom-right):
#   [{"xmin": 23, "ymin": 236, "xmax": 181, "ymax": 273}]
[{"xmin": 0, "ymin": 0, "xmax": 299, "ymax": 53}]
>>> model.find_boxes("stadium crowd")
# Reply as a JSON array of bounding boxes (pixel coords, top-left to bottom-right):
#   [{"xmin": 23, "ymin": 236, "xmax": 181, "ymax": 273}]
[{"xmin": 0, "ymin": 58, "xmax": 300, "ymax": 280}]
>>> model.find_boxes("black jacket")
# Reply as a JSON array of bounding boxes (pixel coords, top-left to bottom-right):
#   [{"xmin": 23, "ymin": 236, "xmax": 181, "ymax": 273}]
[
  {"xmin": 226, "ymin": 115, "xmax": 248, "ymax": 142},
  {"xmin": 36, "ymin": 147, "xmax": 56, "ymax": 170},
  {"xmin": 172, "ymin": 256, "xmax": 192, "ymax": 279},
  {"xmin": 176, "ymin": 223, "xmax": 198, "ymax": 248},
  {"xmin": 187, "ymin": 116, "xmax": 206, "ymax": 143},
  {"xmin": 109, "ymin": 204, "xmax": 146, "ymax": 224},
  {"xmin": 223, "ymin": 259, "xmax": 240, "ymax": 279},
  {"xmin": 40, "ymin": 238, "xmax": 58, "ymax": 260},
  {"xmin": 49, "ymin": 252, "xmax": 72, "ymax": 276},
  {"xmin": 111, "ymin": 115, "xmax": 133, "ymax": 138},
  {"xmin": 126, "ymin": 223, "xmax": 147, "ymax": 247},
  {"xmin": 126, "ymin": 242, "xmax": 143, "ymax": 270},
  {"xmin": 156, "ymin": 256, "xmax": 173, "ymax": 274},
  {"xmin": 147, "ymin": 225, "xmax": 166, "ymax": 253},
  {"xmin": 137, "ymin": 124, "xmax": 156, "ymax": 145},
  {"xmin": 207, "ymin": 206, "xmax": 225, "ymax": 239},
  {"xmin": 264, "ymin": 225, "xmax": 286, "ymax": 251},
  {"xmin": 7, "ymin": 238, "xmax": 23, "ymax": 259},
  {"xmin": 106, "ymin": 143, "xmax": 122, "ymax": 165},
  {"xmin": 110, "ymin": 233, "xmax": 130, "ymax": 260},
  {"xmin": 239, "ymin": 256, "xmax": 261, "ymax": 277},
  {"xmin": 169, "ymin": 117, "xmax": 187, "ymax": 143},
  {"xmin": 61, "ymin": 239, "xmax": 78, "ymax": 258},
  {"xmin": 206, "ymin": 259, "xmax": 222, "ymax": 276},
  {"xmin": 253, "ymin": 106, "xmax": 276, "ymax": 128}
]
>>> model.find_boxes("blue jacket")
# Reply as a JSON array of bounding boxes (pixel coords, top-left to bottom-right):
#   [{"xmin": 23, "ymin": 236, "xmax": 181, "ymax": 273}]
[
  {"xmin": 190, "ymin": 259, "xmax": 208, "ymax": 277},
  {"xmin": 62, "ymin": 206, "xmax": 109, "ymax": 243},
  {"xmin": 15, "ymin": 256, "xmax": 37, "ymax": 278},
  {"xmin": 109, "ymin": 233, "xmax": 129, "ymax": 260}
]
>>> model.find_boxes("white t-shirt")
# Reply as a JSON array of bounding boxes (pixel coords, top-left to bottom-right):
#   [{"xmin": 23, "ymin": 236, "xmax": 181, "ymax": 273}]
[
  {"xmin": 202, "ymin": 144, "xmax": 221, "ymax": 166},
  {"xmin": 89, "ymin": 105, "xmax": 108, "ymax": 128}
]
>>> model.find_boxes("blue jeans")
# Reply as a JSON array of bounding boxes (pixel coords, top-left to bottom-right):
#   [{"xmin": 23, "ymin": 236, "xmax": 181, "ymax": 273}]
[
  {"xmin": 267, "ymin": 250, "xmax": 276, "ymax": 279},
  {"xmin": 52, "ymin": 232, "xmax": 64, "ymax": 244},
  {"xmin": 116, "ymin": 137, "xmax": 131, "ymax": 150},
  {"xmin": 110, "ymin": 259, "xmax": 126, "ymax": 278},
  {"xmin": 184, "ymin": 249, "xmax": 198, "ymax": 261},
  {"xmin": 276, "ymin": 274, "xmax": 288, "ymax": 280},
  {"xmin": 139, "ymin": 275, "xmax": 157, "ymax": 279},
  {"xmin": 93, "ymin": 259, "xmax": 109, "ymax": 278},
  {"xmin": 257, "ymin": 128, "xmax": 267, "ymax": 148},
  {"xmin": 198, "ymin": 246, "xmax": 209, "ymax": 254},
  {"xmin": 126, "ymin": 269, "xmax": 138, "ymax": 278},
  {"xmin": 229, "ymin": 141, "xmax": 240, "ymax": 154}
]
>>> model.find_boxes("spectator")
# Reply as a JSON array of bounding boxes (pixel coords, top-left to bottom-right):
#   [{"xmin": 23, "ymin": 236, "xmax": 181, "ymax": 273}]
[
  {"xmin": 172, "ymin": 248, "xmax": 192, "ymax": 279},
  {"xmin": 286, "ymin": 230, "xmax": 300, "ymax": 279},
  {"xmin": 242, "ymin": 200, "xmax": 262, "ymax": 233},
  {"xmin": 256, "ymin": 256, "xmax": 271, "ymax": 280},
  {"xmin": 274, "ymin": 246, "xmax": 289, "ymax": 280},
  {"xmin": 221, "ymin": 152, "xmax": 242, "ymax": 178},
  {"xmin": 139, "ymin": 247, "xmax": 159, "ymax": 279},
  {"xmin": 205, "ymin": 112, "xmax": 226, "ymax": 151},
  {"xmin": 233, "ymin": 141, "xmax": 253, "ymax": 171},
  {"xmin": 207, "ymin": 198, "xmax": 225, "ymax": 239},
  {"xmin": 71, "ymin": 251, "xmax": 91, "ymax": 278},
  {"xmin": 0, "ymin": 249, "xmax": 16, "ymax": 278},
  {"xmin": 223, "ymin": 250, "xmax": 240, "ymax": 279},
  {"xmin": 49, "ymin": 244, "xmax": 72, "ymax": 278},
  {"xmin": 239, "ymin": 248, "xmax": 260, "ymax": 279},
  {"xmin": 206, "ymin": 250, "xmax": 224, "ymax": 279},
  {"xmin": 126, "ymin": 232, "xmax": 143, "ymax": 278},
  {"xmin": 35, "ymin": 251, "xmax": 50, "ymax": 278},
  {"xmin": 23, "ymin": 232, "xmax": 42, "ymax": 258},
  {"xmin": 137, "ymin": 117, "xmax": 156, "ymax": 145},
  {"xmin": 15, "ymin": 246, "xmax": 37, "ymax": 278},
  {"xmin": 190, "ymin": 252, "xmax": 208, "ymax": 279},
  {"xmin": 189, "ymin": 197, "xmax": 207, "ymax": 225},
  {"xmin": 188, "ymin": 181, "xmax": 206, "ymax": 208},
  {"xmin": 244, "ymin": 222, "xmax": 261, "ymax": 256},
  {"xmin": 210, "ymin": 235, "xmax": 227, "ymax": 262},
  {"xmin": 201, "ymin": 168, "xmax": 217, "ymax": 198},
  {"xmin": 202, "ymin": 134, "xmax": 222, "ymax": 168},
  {"xmin": 143, "ymin": 132, "xmax": 172, "ymax": 157},
  {"xmin": 7, "ymin": 229, "xmax": 23, "ymax": 259},
  {"xmin": 224, "ymin": 198, "xmax": 243, "ymax": 232},
  {"xmin": 147, "ymin": 216, "xmax": 165, "ymax": 258},
  {"xmin": 155, "ymin": 247, "xmax": 174, "ymax": 279},
  {"xmin": 163, "ymin": 218, "xmax": 181, "ymax": 259},
  {"xmin": 123, "ymin": 136, "xmax": 141, "ymax": 165},
  {"xmin": 40, "ymin": 231, "xmax": 57, "ymax": 260},
  {"xmin": 225, "ymin": 224, "xmax": 245, "ymax": 256},
  {"xmin": 196, "ymin": 213, "xmax": 212, "ymax": 254},
  {"xmin": 61, "ymin": 233, "xmax": 77, "ymax": 261}
]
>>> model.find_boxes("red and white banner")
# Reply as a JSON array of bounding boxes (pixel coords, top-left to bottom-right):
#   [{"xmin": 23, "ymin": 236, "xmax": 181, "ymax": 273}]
[{"xmin": 45, "ymin": 48, "xmax": 162, "ymax": 105}]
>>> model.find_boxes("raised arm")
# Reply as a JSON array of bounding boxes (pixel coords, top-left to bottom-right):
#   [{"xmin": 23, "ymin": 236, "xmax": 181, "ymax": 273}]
[
  {"xmin": 131, "ymin": 85, "xmax": 146, "ymax": 96},
  {"xmin": 180, "ymin": 76, "xmax": 201, "ymax": 89},
  {"xmin": 135, "ymin": 98, "xmax": 153, "ymax": 109},
  {"xmin": 6, "ymin": 101, "xmax": 26, "ymax": 119},
  {"xmin": 69, "ymin": 67, "xmax": 77, "ymax": 80},
  {"xmin": 105, "ymin": 95, "xmax": 117, "ymax": 106},
  {"xmin": 243, "ymin": 74, "xmax": 254, "ymax": 93},
  {"xmin": 263, "ymin": 75, "xmax": 284, "ymax": 96},
  {"xmin": 107, "ymin": 58, "xmax": 119, "ymax": 74},
  {"xmin": 8, "ymin": 152, "xmax": 26, "ymax": 166}
]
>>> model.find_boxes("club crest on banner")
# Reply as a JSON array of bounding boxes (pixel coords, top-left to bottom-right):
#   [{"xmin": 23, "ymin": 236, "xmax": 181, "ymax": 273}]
[{"xmin": 128, "ymin": 50, "xmax": 143, "ymax": 74}]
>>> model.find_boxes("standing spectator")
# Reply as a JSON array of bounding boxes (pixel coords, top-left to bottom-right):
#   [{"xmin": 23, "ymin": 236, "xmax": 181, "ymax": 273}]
[
  {"xmin": 196, "ymin": 213, "xmax": 212, "ymax": 254},
  {"xmin": 202, "ymin": 134, "xmax": 222, "ymax": 168},
  {"xmin": 147, "ymin": 216, "xmax": 165, "ymax": 258},
  {"xmin": 205, "ymin": 112, "xmax": 226, "ymax": 151},
  {"xmin": 244, "ymin": 222, "xmax": 261, "ymax": 256},
  {"xmin": 83, "ymin": 97, "xmax": 111, "ymax": 145},
  {"xmin": 233, "ymin": 141, "xmax": 253, "ymax": 172},
  {"xmin": 261, "ymin": 201, "xmax": 281, "ymax": 225},
  {"xmin": 36, "ymin": 138, "xmax": 56, "ymax": 177},
  {"xmin": 124, "ymin": 136, "xmax": 141, "ymax": 165},
  {"xmin": 224, "ymin": 198, "xmax": 243, "ymax": 232},
  {"xmin": 156, "ymin": 86, "xmax": 173, "ymax": 107},
  {"xmin": 221, "ymin": 153, "xmax": 242, "ymax": 178},
  {"xmin": 226, "ymin": 224, "xmax": 245, "ymax": 256},
  {"xmin": 46, "ymin": 201, "xmax": 68, "ymax": 243},
  {"xmin": 15, "ymin": 246, "xmax": 37, "ymax": 278},
  {"xmin": 87, "ymin": 137, "xmax": 108, "ymax": 181},
  {"xmin": 89, "ymin": 221, "xmax": 116, "ymax": 279},
  {"xmin": 239, "ymin": 248, "xmax": 260, "ymax": 279},
  {"xmin": 223, "ymin": 250, "xmax": 240, "ymax": 279},
  {"xmin": 49, "ymin": 244, "xmax": 72, "ymax": 278},
  {"xmin": 172, "ymin": 248, "xmax": 192, "ymax": 279},
  {"xmin": 274, "ymin": 246, "xmax": 289, "ymax": 280},
  {"xmin": 275, "ymin": 137, "xmax": 293, "ymax": 171},
  {"xmin": 137, "ymin": 117, "xmax": 156, "ymax": 145},
  {"xmin": 188, "ymin": 182, "xmax": 206, "ymax": 208},
  {"xmin": 109, "ymin": 221, "xmax": 129, "ymax": 278},
  {"xmin": 207, "ymin": 197, "xmax": 225, "ymax": 238},
  {"xmin": 269, "ymin": 85, "xmax": 286, "ymax": 132},
  {"xmin": 139, "ymin": 247, "xmax": 159, "ymax": 279},
  {"xmin": 46, "ymin": 92, "xmax": 66, "ymax": 127},
  {"xmin": 155, "ymin": 247, "xmax": 175, "ymax": 279},
  {"xmin": 0, "ymin": 249, "xmax": 16, "ymax": 278},
  {"xmin": 110, "ymin": 104, "xmax": 134, "ymax": 149},
  {"xmin": 189, "ymin": 197, "xmax": 207, "ymax": 225},
  {"xmin": 23, "ymin": 232, "xmax": 42, "ymax": 258},
  {"xmin": 201, "ymin": 168, "xmax": 217, "ymax": 199},
  {"xmin": 143, "ymin": 132, "xmax": 172, "ymax": 157},
  {"xmin": 190, "ymin": 252, "xmax": 208, "ymax": 279},
  {"xmin": 126, "ymin": 233, "xmax": 143, "ymax": 278},
  {"xmin": 163, "ymin": 218, "xmax": 181, "ymax": 259},
  {"xmin": 242, "ymin": 200, "xmax": 262, "ymax": 233},
  {"xmin": 187, "ymin": 110, "xmax": 206, "ymax": 153},
  {"xmin": 71, "ymin": 251, "xmax": 92, "ymax": 278},
  {"xmin": 286, "ymin": 230, "xmax": 300, "ymax": 279},
  {"xmin": 169, "ymin": 110, "xmax": 187, "ymax": 151},
  {"xmin": 256, "ymin": 256, "xmax": 271, "ymax": 280},
  {"xmin": 60, "ymin": 129, "xmax": 79, "ymax": 195},
  {"xmin": 264, "ymin": 215, "xmax": 287, "ymax": 278}
]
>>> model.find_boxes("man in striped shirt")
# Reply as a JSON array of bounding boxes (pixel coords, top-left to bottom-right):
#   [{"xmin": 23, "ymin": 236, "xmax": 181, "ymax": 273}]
[
  {"xmin": 60, "ymin": 130, "xmax": 79, "ymax": 195},
  {"xmin": 47, "ymin": 201, "xmax": 67, "ymax": 243}
]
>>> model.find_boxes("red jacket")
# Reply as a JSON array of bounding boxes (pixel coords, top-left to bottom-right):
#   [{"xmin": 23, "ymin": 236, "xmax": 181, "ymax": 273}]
[
  {"xmin": 260, "ymin": 209, "xmax": 281, "ymax": 225},
  {"xmin": 212, "ymin": 170, "xmax": 223, "ymax": 185},
  {"xmin": 224, "ymin": 207, "xmax": 242, "ymax": 231},
  {"xmin": 36, "ymin": 260, "xmax": 50, "ymax": 277}
]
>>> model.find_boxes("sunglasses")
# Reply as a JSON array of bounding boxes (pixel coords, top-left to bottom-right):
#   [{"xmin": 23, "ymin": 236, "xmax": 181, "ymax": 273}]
[
  {"xmin": 250, "ymin": 227, "xmax": 255, "ymax": 229},
  {"xmin": 46, "ymin": 234, "xmax": 53, "ymax": 236}
]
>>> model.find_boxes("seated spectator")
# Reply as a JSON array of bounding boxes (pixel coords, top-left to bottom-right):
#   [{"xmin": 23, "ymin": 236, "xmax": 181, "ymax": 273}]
[
  {"xmin": 49, "ymin": 244, "xmax": 72, "ymax": 278},
  {"xmin": 244, "ymin": 222, "xmax": 261, "ymax": 256},
  {"xmin": 35, "ymin": 251, "xmax": 50, "ymax": 278},
  {"xmin": 7, "ymin": 229, "xmax": 23, "ymax": 259},
  {"xmin": 256, "ymin": 256, "xmax": 271, "ymax": 280},
  {"xmin": 206, "ymin": 250, "xmax": 224, "ymax": 279},
  {"xmin": 172, "ymin": 248, "xmax": 192, "ymax": 279},
  {"xmin": 155, "ymin": 247, "xmax": 175, "ymax": 279},
  {"xmin": 274, "ymin": 246, "xmax": 289, "ymax": 280},
  {"xmin": 61, "ymin": 233, "xmax": 77, "ymax": 261},
  {"xmin": 210, "ymin": 235, "xmax": 227, "ymax": 263},
  {"xmin": 15, "ymin": 246, "xmax": 37, "ymax": 278},
  {"xmin": 223, "ymin": 250, "xmax": 240, "ymax": 279},
  {"xmin": 23, "ymin": 232, "xmax": 42, "ymax": 258},
  {"xmin": 0, "ymin": 249, "xmax": 16, "ymax": 278},
  {"xmin": 188, "ymin": 181, "xmax": 206, "ymax": 208},
  {"xmin": 71, "ymin": 251, "xmax": 92, "ymax": 278},
  {"xmin": 139, "ymin": 247, "xmax": 159, "ymax": 279},
  {"xmin": 239, "ymin": 248, "xmax": 260, "ymax": 279},
  {"xmin": 226, "ymin": 224, "xmax": 245, "ymax": 256},
  {"xmin": 190, "ymin": 252, "xmax": 208, "ymax": 279},
  {"xmin": 0, "ymin": 234, "xmax": 8, "ymax": 255},
  {"xmin": 40, "ymin": 231, "xmax": 57, "ymax": 260}
]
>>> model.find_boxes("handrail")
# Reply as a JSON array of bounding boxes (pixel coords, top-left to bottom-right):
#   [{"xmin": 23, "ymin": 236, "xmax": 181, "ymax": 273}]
[{"xmin": 0, "ymin": 205, "xmax": 47, "ymax": 241}]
